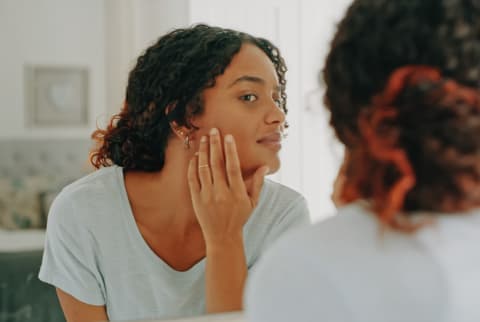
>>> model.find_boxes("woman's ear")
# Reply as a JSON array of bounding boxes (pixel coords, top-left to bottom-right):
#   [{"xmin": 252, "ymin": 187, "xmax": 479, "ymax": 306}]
[
  {"xmin": 169, "ymin": 121, "xmax": 196, "ymax": 149},
  {"xmin": 169, "ymin": 121, "xmax": 190, "ymax": 140},
  {"xmin": 165, "ymin": 102, "xmax": 186, "ymax": 139},
  {"xmin": 165, "ymin": 103, "xmax": 198, "ymax": 149}
]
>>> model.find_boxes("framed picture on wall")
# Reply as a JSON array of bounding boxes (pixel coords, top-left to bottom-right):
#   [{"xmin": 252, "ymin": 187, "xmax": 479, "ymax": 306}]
[{"xmin": 25, "ymin": 65, "xmax": 89, "ymax": 127}]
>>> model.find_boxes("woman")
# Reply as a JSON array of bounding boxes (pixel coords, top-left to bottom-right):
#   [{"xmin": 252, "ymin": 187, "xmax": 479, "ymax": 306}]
[
  {"xmin": 245, "ymin": 1, "xmax": 480, "ymax": 322},
  {"xmin": 39, "ymin": 24, "xmax": 310, "ymax": 322}
]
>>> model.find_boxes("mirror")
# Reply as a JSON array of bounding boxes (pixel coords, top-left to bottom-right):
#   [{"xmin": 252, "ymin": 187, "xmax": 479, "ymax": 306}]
[{"xmin": 0, "ymin": 0, "xmax": 350, "ymax": 321}]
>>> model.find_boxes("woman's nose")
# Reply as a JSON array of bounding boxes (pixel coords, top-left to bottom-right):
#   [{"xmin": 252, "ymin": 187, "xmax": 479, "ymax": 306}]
[{"xmin": 266, "ymin": 100, "xmax": 286, "ymax": 125}]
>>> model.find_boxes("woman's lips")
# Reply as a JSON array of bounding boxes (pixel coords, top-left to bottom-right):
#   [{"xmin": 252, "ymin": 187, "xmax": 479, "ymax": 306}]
[{"xmin": 257, "ymin": 133, "xmax": 282, "ymax": 151}]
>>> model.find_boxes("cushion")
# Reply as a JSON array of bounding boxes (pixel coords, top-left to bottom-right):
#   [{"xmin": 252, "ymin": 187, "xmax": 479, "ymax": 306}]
[{"xmin": 0, "ymin": 176, "xmax": 62, "ymax": 229}]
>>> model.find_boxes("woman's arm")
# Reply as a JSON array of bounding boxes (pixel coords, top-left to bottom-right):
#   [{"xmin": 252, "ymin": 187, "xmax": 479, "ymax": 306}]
[
  {"xmin": 56, "ymin": 288, "xmax": 108, "ymax": 322},
  {"xmin": 205, "ymin": 235, "xmax": 248, "ymax": 312},
  {"xmin": 187, "ymin": 128, "xmax": 268, "ymax": 313}
]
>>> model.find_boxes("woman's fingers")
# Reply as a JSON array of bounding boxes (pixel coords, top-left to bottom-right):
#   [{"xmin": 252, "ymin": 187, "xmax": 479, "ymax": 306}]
[
  {"xmin": 189, "ymin": 131, "xmax": 265, "ymax": 241},
  {"xmin": 224, "ymin": 134, "xmax": 246, "ymax": 193},
  {"xmin": 209, "ymin": 128, "xmax": 227, "ymax": 190},
  {"xmin": 197, "ymin": 135, "xmax": 212, "ymax": 189},
  {"xmin": 187, "ymin": 153, "xmax": 201, "ymax": 194}
]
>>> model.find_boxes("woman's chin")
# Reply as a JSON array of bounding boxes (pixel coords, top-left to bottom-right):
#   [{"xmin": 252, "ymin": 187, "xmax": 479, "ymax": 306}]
[
  {"xmin": 265, "ymin": 159, "xmax": 280, "ymax": 175},
  {"xmin": 241, "ymin": 160, "xmax": 279, "ymax": 178}
]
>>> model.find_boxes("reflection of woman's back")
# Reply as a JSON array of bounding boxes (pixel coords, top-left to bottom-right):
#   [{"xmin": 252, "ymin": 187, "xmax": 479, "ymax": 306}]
[
  {"xmin": 38, "ymin": 25, "xmax": 310, "ymax": 322},
  {"xmin": 246, "ymin": 1, "xmax": 480, "ymax": 322}
]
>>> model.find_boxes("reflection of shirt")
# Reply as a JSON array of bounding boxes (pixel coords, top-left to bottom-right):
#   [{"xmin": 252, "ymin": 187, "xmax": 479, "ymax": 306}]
[
  {"xmin": 38, "ymin": 166, "xmax": 310, "ymax": 321},
  {"xmin": 246, "ymin": 202, "xmax": 480, "ymax": 322}
]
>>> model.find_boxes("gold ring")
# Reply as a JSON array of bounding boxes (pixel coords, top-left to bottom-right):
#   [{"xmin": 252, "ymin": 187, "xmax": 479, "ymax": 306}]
[{"xmin": 198, "ymin": 164, "xmax": 209, "ymax": 168}]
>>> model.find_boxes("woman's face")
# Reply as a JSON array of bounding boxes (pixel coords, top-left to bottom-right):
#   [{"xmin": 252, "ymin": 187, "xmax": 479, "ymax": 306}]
[{"xmin": 193, "ymin": 43, "xmax": 286, "ymax": 177}]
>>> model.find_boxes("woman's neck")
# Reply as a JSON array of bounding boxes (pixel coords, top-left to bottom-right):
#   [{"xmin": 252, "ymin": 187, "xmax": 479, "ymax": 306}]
[{"xmin": 123, "ymin": 160, "xmax": 199, "ymax": 237}]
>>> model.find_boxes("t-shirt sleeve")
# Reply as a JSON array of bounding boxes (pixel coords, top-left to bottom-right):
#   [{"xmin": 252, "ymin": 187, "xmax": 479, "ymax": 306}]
[
  {"xmin": 263, "ymin": 196, "xmax": 311, "ymax": 250},
  {"xmin": 38, "ymin": 191, "xmax": 105, "ymax": 305}
]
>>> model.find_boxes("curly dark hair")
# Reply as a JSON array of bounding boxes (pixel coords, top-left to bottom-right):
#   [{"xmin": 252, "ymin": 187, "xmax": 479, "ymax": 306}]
[
  {"xmin": 91, "ymin": 24, "xmax": 287, "ymax": 171},
  {"xmin": 323, "ymin": 0, "xmax": 480, "ymax": 229}
]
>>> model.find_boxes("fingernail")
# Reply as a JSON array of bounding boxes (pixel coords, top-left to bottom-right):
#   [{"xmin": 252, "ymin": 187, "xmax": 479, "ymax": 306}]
[
  {"xmin": 201, "ymin": 136, "xmax": 207, "ymax": 142},
  {"xmin": 264, "ymin": 167, "xmax": 270, "ymax": 174},
  {"xmin": 225, "ymin": 134, "xmax": 233, "ymax": 142},
  {"xmin": 210, "ymin": 128, "xmax": 218, "ymax": 136}
]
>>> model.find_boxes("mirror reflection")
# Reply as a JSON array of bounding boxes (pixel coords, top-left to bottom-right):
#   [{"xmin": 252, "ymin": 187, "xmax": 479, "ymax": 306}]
[{"xmin": 1, "ymin": 0, "xmax": 349, "ymax": 321}]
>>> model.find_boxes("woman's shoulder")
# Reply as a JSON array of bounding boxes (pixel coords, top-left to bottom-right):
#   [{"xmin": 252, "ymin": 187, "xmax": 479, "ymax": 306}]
[
  {"xmin": 61, "ymin": 166, "xmax": 121, "ymax": 196},
  {"xmin": 261, "ymin": 202, "xmax": 374, "ymax": 252},
  {"xmin": 254, "ymin": 201, "xmax": 451, "ymax": 274},
  {"xmin": 245, "ymin": 203, "xmax": 450, "ymax": 322},
  {"xmin": 242, "ymin": 180, "xmax": 310, "ymax": 262},
  {"xmin": 48, "ymin": 166, "xmax": 124, "ymax": 225},
  {"xmin": 252, "ymin": 179, "xmax": 310, "ymax": 224},
  {"xmin": 262, "ymin": 178, "xmax": 303, "ymax": 197},
  {"xmin": 259, "ymin": 179, "xmax": 307, "ymax": 210},
  {"xmin": 272, "ymin": 202, "xmax": 462, "ymax": 256}
]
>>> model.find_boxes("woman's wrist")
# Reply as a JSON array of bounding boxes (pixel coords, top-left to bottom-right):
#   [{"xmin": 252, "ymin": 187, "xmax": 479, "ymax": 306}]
[{"xmin": 205, "ymin": 233, "xmax": 244, "ymax": 254}]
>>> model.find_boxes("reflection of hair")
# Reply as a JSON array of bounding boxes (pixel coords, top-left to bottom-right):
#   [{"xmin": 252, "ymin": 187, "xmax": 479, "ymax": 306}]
[
  {"xmin": 90, "ymin": 24, "xmax": 287, "ymax": 171},
  {"xmin": 323, "ymin": 0, "xmax": 480, "ymax": 230}
]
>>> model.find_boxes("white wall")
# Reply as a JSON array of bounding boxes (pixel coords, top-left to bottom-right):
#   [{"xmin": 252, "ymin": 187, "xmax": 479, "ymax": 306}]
[
  {"xmin": 0, "ymin": 0, "xmax": 106, "ymax": 139},
  {"xmin": 0, "ymin": 0, "xmax": 190, "ymax": 138},
  {"xmin": 104, "ymin": 0, "xmax": 136, "ymax": 122},
  {"xmin": 132, "ymin": 0, "xmax": 189, "ymax": 55},
  {"xmin": 104, "ymin": 0, "xmax": 189, "ymax": 118},
  {"xmin": 299, "ymin": 0, "xmax": 351, "ymax": 220}
]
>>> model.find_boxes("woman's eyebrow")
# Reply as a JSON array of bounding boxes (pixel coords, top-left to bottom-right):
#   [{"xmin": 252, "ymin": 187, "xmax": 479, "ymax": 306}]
[
  {"xmin": 228, "ymin": 75, "xmax": 281, "ymax": 91},
  {"xmin": 228, "ymin": 75, "xmax": 265, "ymax": 88}
]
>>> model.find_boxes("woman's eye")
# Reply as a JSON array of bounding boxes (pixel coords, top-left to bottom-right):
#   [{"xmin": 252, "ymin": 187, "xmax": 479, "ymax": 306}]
[{"xmin": 240, "ymin": 94, "xmax": 258, "ymax": 102}]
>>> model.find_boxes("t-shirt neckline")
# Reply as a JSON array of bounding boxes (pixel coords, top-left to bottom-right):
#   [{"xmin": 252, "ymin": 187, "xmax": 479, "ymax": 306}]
[{"xmin": 113, "ymin": 166, "xmax": 205, "ymax": 278}]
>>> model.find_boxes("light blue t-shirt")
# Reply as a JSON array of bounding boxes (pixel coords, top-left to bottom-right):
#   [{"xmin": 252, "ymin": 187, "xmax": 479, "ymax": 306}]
[{"xmin": 39, "ymin": 166, "xmax": 310, "ymax": 321}]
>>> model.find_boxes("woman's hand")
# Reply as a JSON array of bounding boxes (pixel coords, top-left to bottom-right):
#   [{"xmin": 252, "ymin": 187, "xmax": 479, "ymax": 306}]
[
  {"xmin": 188, "ymin": 127, "xmax": 268, "ymax": 312},
  {"xmin": 187, "ymin": 127, "xmax": 269, "ymax": 248}
]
